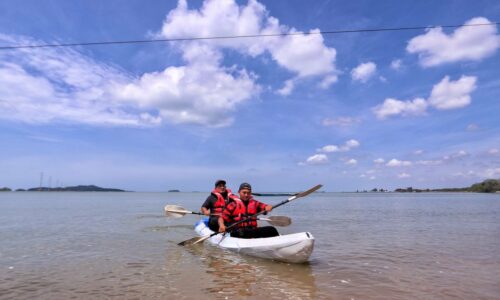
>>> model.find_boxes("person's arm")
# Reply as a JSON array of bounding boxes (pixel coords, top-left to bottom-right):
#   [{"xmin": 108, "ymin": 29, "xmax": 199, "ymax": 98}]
[
  {"xmin": 201, "ymin": 207, "xmax": 210, "ymax": 216},
  {"xmin": 219, "ymin": 202, "xmax": 236, "ymax": 232},
  {"xmin": 255, "ymin": 199, "xmax": 272, "ymax": 213},
  {"xmin": 201, "ymin": 195, "xmax": 214, "ymax": 216},
  {"xmin": 218, "ymin": 217, "xmax": 226, "ymax": 233}
]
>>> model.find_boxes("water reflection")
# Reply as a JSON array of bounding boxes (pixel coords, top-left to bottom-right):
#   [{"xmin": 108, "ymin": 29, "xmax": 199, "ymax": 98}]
[{"xmin": 176, "ymin": 243, "xmax": 319, "ymax": 299}]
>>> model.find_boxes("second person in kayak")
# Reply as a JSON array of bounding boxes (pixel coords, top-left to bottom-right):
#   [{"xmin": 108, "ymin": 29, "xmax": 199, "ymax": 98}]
[{"xmin": 218, "ymin": 182, "xmax": 279, "ymax": 238}]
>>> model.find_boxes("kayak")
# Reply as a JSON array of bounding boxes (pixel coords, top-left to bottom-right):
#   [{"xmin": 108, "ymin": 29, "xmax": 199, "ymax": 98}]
[{"xmin": 194, "ymin": 219, "xmax": 315, "ymax": 263}]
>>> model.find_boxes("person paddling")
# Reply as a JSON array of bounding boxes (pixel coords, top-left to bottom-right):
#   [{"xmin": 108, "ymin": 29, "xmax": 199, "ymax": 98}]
[
  {"xmin": 201, "ymin": 179, "xmax": 236, "ymax": 232},
  {"xmin": 218, "ymin": 182, "xmax": 279, "ymax": 238}
]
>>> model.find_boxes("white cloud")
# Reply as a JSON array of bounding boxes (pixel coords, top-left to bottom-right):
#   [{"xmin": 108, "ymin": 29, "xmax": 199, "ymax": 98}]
[
  {"xmin": 302, "ymin": 154, "xmax": 329, "ymax": 165},
  {"xmin": 351, "ymin": 62, "xmax": 377, "ymax": 82},
  {"xmin": 322, "ymin": 117, "xmax": 360, "ymax": 127},
  {"xmin": 443, "ymin": 150, "xmax": 469, "ymax": 161},
  {"xmin": 390, "ymin": 59, "xmax": 402, "ymax": 70},
  {"xmin": 416, "ymin": 160, "xmax": 443, "ymax": 166},
  {"xmin": 277, "ymin": 79, "xmax": 295, "ymax": 96},
  {"xmin": 345, "ymin": 158, "xmax": 357, "ymax": 165},
  {"xmin": 372, "ymin": 75, "xmax": 476, "ymax": 119},
  {"xmin": 373, "ymin": 98, "xmax": 427, "ymax": 119},
  {"xmin": 398, "ymin": 173, "xmax": 411, "ymax": 178},
  {"xmin": 414, "ymin": 150, "xmax": 424, "ymax": 155},
  {"xmin": 407, "ymin": 17, "xmax": 500, "ymax": 67},
  {"xmin": 159, "ymin": 0, "xmax": 338, "ymax": 87},
  {"xmin": 374, "ymin": 158, "xmax": 385, "ymax": 164},
  {"xmin": 114, "ymin": 62, "xmax": 259, "ymax": 127},
  {"xmin": 318, "ymin": 139, "xmax": 360, "ymax": 153},
  {"xmin": 318, "ymin": 145, "xmax": 340, "ymax": 153},
  {"xmin": 428, "ymin": 75, "xmax": 477, "ymax": 110},
  {"xmin": 386, "ymin": 159, "xmax": 412, "ymax": 167},
  {"xmin": 488, "ymin": 148, "xmax": 499, "ymax": 155},
  {"xmin": 0, "ymin": 0, "xmax": 340, "ymax": 126},
  {"xmin": 0, "ymin": 39, "xmax": 155, "ymax": 126},
  {"xmin": 319, "ymin": 75, "xmax": 338, "ymax": 89},
  {"xmin": 467, "ymin": 123, "xmax": 480, "ymax": 131}
]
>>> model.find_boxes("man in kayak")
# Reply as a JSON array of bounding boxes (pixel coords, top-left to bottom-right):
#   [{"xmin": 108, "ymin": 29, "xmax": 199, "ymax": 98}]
[
  {"xmin": 201, "ymin": 179, "xmax": 235, "ymax": 232},
  {"xmin": 218, "ymin": 182, "xmax": 279, "ymax": 238}
]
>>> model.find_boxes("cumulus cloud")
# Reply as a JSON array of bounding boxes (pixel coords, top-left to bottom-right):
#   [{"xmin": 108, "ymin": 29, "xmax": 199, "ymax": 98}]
[
  {"xmin": 386, "ymin": 159, "xmax": 412, "ymax": 167},
  {"xmin": 0, "ymin": 0, "xmax": 340, "ymax": 127},
  {"xmin": 0, "ymin": 34, "xmax": 259, "ymax": 127},
  {"xmin": 407, "ymin": 17, "xmax": 500, "ymax": 67},
  {"xmin": 398, "ymin": 173, "xmax": 411, "ymax": 178},
  {"xmin": 0, "ymin": 36, "xmax": 154, "ymax": 126},
  {"xmin": 277, "ymin": 79, "xmax": 295, "ymax": 96},
  {"xmin": 351, "ymin": 62, "xmax": 377, "ymax": 82},
  {"xmin": 345, "ymin": 158, "xmax": 357, "ymax": 165},
  {"xmin": 443, "ymin": 150, "xmax": 469, "ymax": 161},
  {"xmin": 390, "ymin": 59, "xmax": 402, "ymax": 70},
  {"xmin": 301, "ymin": 154, "xmax": 329, "ymax": 165},
  {"xmin": 158, "ymin": 0, "xmax": 338, "ymax": 88},
  {"xmin": 372, "ymin": 75, "xmax": 476, "ymax": 119},
  {"xmin": 374, "ymin": 158, "xmax": 385, "ymax": 164},
  {"xmin": 427, "ymin": 75, "xmax": 477, "ymax": 110},
  {"xmin": 318, "ymin": 139, "xmax": 360, "ymax": 153},
  {"xmin": 322, "ymin": 116, "xmax": 360, "ymax": 127},
  {"xmin": 372, "ymin": 98, "xmax": 427, "ymax": 119}
]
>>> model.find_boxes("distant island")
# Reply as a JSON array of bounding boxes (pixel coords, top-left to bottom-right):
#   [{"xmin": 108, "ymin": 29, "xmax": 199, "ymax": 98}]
[
  {"xmin": 0, "ymin": 185, "xmax": 126, "ymax": 192},
  {"xmin": 168, "ymin": 189, "xmax": 180, "ymax": 192},
  {"xmin": 393, "ymin": 179, "xmax": 500, "ymax": 193}
]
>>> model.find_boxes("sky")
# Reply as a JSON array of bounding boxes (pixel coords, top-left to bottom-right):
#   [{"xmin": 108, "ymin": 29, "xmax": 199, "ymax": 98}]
[{"xmin": 0, "ymin": 0, "xmax": 499, "ymax": 192}]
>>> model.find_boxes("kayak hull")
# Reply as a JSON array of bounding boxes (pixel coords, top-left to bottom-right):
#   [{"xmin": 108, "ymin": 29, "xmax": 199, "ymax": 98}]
[{"xmin": 194, "ymin": 220, "xmax": 314, "ymax": 263}]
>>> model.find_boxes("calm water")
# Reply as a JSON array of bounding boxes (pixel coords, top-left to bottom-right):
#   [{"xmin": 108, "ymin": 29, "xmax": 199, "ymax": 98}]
[{"xmin": 1, "ymin": 192, "xmax": 499, "ymax": 299}]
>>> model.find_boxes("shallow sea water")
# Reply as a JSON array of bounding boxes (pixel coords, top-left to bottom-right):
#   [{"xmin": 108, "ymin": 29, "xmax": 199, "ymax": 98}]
[{"xmin": 1, "ymin": 191, "xmax": 499, "ymax": 299}]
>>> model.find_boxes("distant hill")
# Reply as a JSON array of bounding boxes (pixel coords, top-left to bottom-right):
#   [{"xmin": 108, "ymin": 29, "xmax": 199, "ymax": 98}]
[
  {"xmin": 394, "ymin": 179, "xmax": 500, "ymax": 193},
  {"xmin": 26, "ymin": 185, "xmax": 126, "ymax": 192}
]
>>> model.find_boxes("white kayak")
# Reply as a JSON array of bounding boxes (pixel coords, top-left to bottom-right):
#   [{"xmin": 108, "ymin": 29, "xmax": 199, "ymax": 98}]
[{"xmin": 194, "ymin": 219, "xmax": 315, "ymax": 263}]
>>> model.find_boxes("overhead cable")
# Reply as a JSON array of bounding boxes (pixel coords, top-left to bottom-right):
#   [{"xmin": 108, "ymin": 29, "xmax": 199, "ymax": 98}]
[{"xmin": 0, "ymin": 22, "xmax": 498, "ymax": 50}]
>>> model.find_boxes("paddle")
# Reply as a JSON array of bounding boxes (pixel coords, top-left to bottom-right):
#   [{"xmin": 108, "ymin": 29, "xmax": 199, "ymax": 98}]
[
  {"xmin": 178, "ymin": 184, "xmax": 322, "ymax": 246},
  {"xmin": 164, "ymin": 205, "xmax": 291, "ymax": 226}
]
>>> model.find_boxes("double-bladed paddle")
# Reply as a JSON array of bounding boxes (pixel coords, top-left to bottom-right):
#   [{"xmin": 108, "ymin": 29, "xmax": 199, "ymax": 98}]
[
  {"xmin": 178, "ymin": 184, "xmax": 322, "ymax": 246},
  {"xmin": 164, "ymin": 205, "xmax": 292, "ymax": 227}
]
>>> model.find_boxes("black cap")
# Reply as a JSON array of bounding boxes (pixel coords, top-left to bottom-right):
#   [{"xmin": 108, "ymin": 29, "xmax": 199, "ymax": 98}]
[
  {"xmin": 239, "ymin": 182, "xmax": 252, "ymax": 191},
  {"xmin": 215, "ymin": 179, "xmax": 226, "ymax": 187}
]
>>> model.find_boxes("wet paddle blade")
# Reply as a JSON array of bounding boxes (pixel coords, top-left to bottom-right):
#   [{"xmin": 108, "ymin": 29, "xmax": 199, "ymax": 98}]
[
  {"xmin": 290, "ymin": 184, "xmax": 322, "ymax": 200},
  {"xmin": 261, "ymin": 216, "xmax": 292, "ymax": 227},
  {"xmin": 178, "ymin": 234, "xmax": 211, "ymax": 246},
  {"xmin": 164, "ymin": 205, "xmax": 189, "ymax": 218}
]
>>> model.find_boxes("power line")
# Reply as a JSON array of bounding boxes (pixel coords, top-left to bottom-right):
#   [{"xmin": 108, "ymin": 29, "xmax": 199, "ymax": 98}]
[{"xmin": 0, "ymin": 22, "xmax": 498, "ymax": 50}]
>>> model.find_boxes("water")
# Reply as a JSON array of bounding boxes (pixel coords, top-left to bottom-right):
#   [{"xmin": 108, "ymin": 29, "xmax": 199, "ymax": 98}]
[{"xmin": 1, "ymin": 192, "xmax": 499, "ymax": 299}]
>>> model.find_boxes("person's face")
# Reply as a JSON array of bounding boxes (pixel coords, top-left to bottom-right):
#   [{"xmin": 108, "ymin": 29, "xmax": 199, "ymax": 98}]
[
  {"xmin": 216, "ymin": 183, "xmax": 226, "ymax": 193},
  {"xmin": 239, "ymin": 188, "xmax": 251, "ymax": 201}
]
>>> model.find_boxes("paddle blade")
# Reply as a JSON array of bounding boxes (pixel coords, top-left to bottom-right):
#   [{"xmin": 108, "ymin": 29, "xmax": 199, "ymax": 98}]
[
  {"xmin": 263, "ymin": 216, "xmax": 292, "ymax": 227},
  {"xmin": 291, "ymin": 184, "xmax": 322, "ymax": 200},
  {"xmin": 164, "ymin": 205, "xmax": 188, "ymax": 218},
  {"xmin": 178, "ymin": 234, "xmax": 211, "ymax": 246}
]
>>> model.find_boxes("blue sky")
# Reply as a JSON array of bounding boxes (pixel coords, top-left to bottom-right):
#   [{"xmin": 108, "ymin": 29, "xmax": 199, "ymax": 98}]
[{"xmin": 0, "ymin": 0, "xmax": 499, "ymax": 192}]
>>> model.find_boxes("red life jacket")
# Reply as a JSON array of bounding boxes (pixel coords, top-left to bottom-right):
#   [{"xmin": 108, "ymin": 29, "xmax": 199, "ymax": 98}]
[
  {"xmin": 211, "ymin": 188, "xmax": 234, "ymax": 215},
  {"xmin": 231, "ymin": 197, "xmax": 260, "ymax": 228}
]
